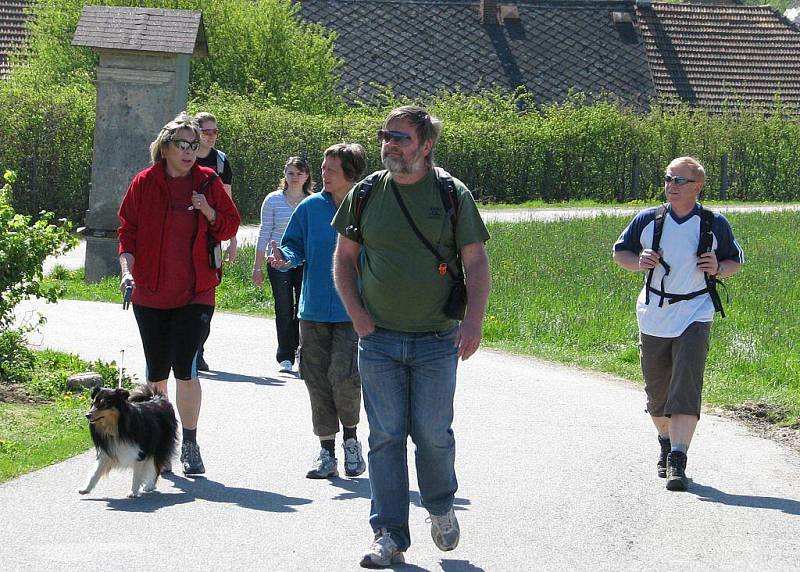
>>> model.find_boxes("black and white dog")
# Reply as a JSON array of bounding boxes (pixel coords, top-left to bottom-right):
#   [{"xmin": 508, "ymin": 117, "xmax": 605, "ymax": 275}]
[{"xmin": 79, "ymin": 385, "xmax": 178, "ymax": 498}]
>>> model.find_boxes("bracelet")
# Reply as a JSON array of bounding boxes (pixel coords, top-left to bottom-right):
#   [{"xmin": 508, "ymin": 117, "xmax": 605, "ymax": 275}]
[{"xmin": 253, "ymin": 268, "xmax": 262, "ymax": 273}]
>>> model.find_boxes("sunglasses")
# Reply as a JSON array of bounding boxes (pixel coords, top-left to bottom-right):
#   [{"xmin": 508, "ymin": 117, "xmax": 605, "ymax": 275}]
[
  {"xmin": 201, "ymin": 128, "xmax": 219, "ymax": 136},
  {"xmin": 377, "ymin": 129, "xmax": 412, "ymax": 144},
  {"xmin": 664, "ymin": 174, "xmax": 696, "ymax": 185},
  {"xmin": 171, "ymin": 139, "xmax": 199, "ymax": 152}
]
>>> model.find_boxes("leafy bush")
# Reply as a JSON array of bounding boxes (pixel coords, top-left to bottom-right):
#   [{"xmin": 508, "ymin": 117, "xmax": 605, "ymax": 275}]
[
  {"xmin": 0, "ymin": 170, "xmax": 78, "ymax": 327},
  {"xmin": 0, "ymin": 328, "xmax": 37, "ymax": 385}
]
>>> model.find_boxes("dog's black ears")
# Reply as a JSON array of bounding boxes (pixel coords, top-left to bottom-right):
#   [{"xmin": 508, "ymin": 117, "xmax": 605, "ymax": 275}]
[
  {"xmin": 115, "ymin": 388, "xmax": 130, "ymax": 400},
  {"xmin": 90, "ymin": 385, "xmax": 102, "ymax": 398}
]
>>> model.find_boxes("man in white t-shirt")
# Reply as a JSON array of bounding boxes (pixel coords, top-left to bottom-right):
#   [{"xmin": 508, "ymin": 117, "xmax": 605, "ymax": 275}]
[{"xmin": 613, "ymin": 156, "xmax": 743, "ymax": 491}]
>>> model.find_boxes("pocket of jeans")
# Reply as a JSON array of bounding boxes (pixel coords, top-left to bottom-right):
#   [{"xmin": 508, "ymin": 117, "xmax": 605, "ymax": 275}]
[{"xmin": 433, "ymin": 326, "xmax": 459, "ymax": 341}]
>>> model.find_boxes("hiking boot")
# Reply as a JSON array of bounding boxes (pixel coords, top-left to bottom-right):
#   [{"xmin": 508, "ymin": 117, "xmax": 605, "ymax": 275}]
[
  {"xmin": 657, "ymin": 436, "xmax": 671, "ymax": 478},
  {"xmin": 428, "ymin": 507, "xmax": 460, "ymax": 551},
  {"xmin": 359, "ymin": 529, "xmax": 404, "ymax": 568},
  {"xmin": 306, "ymin": 448, "xmax": 338, "ymax": 479},
  {"xmin": 666, "ymin": 451, "xmax": 688, "ymax": 491},
  {"xmin": 279, "ymin": 360, "xmax": 293, "ymax": 373},
  {"xmin": 343, "ymin": 438, "xmax": 366, "ymax": 477},
  {"xmin": 181, "ymin": 441, "xmax": 206, "ymax": 475}
]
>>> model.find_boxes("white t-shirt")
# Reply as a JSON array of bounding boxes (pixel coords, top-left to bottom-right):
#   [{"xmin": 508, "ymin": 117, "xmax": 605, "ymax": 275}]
[{"xmin": 614, "ymin": 204, "xmax": 744, "ymax": 337}]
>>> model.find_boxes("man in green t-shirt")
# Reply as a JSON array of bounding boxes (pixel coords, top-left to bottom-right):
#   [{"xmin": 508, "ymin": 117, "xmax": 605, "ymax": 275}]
[{"xmin": 333, "ymin": 105, "xmax": 491, "ymax": 568}]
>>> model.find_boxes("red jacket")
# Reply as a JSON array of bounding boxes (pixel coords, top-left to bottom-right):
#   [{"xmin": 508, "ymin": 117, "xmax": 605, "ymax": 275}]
[{"xmin": 118, "ymin": 161, "xmax": 240, "ymax": 294}]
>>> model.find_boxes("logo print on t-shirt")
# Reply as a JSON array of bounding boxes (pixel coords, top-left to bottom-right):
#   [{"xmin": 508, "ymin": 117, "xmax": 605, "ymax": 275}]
[{"xmin": 428, "ymin": 206, "xmax": 443, "ymax": 220}]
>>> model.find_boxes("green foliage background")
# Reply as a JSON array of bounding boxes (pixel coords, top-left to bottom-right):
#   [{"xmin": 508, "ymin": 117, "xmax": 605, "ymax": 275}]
[{"xmin": 2, "ymin": 1, "xmax": 800, "ymax": 223}]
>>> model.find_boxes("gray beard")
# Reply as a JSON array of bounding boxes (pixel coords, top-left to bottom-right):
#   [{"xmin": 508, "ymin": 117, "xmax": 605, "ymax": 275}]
[{"xmin": 381, "ymin": 150, "xmax": 426, "ymax": 175}]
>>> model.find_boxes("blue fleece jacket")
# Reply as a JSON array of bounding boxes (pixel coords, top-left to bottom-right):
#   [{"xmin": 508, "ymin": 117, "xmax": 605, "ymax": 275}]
[{"xmin": 278, "ymin": 190, "xmax": 350, "ymax": 323}]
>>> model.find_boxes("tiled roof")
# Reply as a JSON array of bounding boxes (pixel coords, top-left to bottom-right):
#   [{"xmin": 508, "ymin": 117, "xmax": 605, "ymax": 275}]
[
  {"xmin": 0, "ymin": 0, "xmax": 29, "ymax": 79},
  {"xmin": 72, "ymin": 6, "xmax": 207, "ymax": 56},
  {"xmin": 300, "ymin": 0, "xmax": 656, "ymax": 109},
  {"xmin": 636, "ymin": 1, "xmax": 800, "ymax": 112}
]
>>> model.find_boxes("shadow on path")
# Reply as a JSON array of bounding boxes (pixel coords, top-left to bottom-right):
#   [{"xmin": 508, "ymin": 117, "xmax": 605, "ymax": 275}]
[
  {"xmin": 692, "ymin": 483, "xmax": 800, "ymax": 515},
  {"xmin": 329, "ymin": 476, "xmax": 372, "ymax": 500},
  {"xmin": 410, "ymin": 491, "xmax": 472, "ymax": 512},
  {"xmin": 441, "ymin": 560, "xmax": 486, "ymax": 572},
  {"xmin": 83, "ymin": 474, "xmax": 311, "ymax": 513},
  {"xmin": 199, "ymin": 370, "xmax": 288, "ymax": 386}
]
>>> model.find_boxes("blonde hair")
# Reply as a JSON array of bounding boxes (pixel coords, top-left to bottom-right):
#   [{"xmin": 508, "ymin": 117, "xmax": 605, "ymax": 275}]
[
  {"xmin": 667, "ymin": 156, "xmax": 705, "ymax": 183},
  {"xmin": 149, "ymin": 111, "xmax": 201, "ymax": 164}
]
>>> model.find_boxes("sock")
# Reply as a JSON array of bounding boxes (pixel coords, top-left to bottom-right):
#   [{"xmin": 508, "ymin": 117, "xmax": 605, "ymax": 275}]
[
  {"xmin": 671, "ymin": 443, "xmax": 688, "ymax": 454},
  {"xmin": 321, "ymin": 439, "xmax": 335, "ymax": 456},
  {"xmin": 182, "ymin": 427, "xmax": 197, "ymax": 444},
  {"xmin": 343, "ymin": 426, "xmax": 357, "ymax": 441}
]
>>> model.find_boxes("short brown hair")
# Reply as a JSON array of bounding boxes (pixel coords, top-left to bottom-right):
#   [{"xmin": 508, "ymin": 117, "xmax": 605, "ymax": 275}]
[
  {"xmin": 194, "ymin": 111, "xmax": 217, "ymax": 128},
  {"xmin": 324, "ymin": 143, "xmax": 367, "ymax": 182},
  {"xmin": 383, "ymin": 105, "xmax": 443, "ymax": 167}
]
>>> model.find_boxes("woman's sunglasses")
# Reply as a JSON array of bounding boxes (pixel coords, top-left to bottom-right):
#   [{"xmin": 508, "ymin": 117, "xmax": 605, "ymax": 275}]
[
  {"xmin": 171, "ymin": 139, "xmax": 200, "ymax": 152},
  {"xmin": 201, "ymin": 128, "xmax": 219, "ymax": 136}
]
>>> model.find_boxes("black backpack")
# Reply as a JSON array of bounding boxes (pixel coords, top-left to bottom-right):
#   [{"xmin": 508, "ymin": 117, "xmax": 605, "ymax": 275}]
[
  {"xmin": 343, "ymin": 167, "xmax": 459, "ymax": 246},
  {"xmin": 645, "ymin": 203, "xmax": 726, "ymax": 317}
]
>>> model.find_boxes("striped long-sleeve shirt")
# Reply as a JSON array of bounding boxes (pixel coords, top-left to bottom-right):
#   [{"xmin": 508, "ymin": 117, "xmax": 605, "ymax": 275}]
[{"xmin": 256, "ymin": 190, "xmax": 299, "ymax": 254}]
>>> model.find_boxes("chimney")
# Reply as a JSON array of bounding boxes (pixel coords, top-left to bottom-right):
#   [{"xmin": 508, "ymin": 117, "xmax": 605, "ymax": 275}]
[{"xmin": 481, "ymin": 0, "xmax": 499, "ymax": 25}]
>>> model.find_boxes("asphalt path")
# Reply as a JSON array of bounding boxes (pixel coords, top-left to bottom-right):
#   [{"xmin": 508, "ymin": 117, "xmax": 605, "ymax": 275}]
[{"xmin": 2, "ymin": 299, "xmax": 800, "ymax": 570}]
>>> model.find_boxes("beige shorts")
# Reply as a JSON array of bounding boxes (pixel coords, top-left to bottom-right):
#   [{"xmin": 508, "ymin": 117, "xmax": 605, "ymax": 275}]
[{"xmin": 640, "ymin": 321, "xmax": 711, "ymax": 418}]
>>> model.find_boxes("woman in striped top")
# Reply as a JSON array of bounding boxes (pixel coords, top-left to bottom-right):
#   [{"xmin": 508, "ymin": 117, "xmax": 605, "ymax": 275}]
[{"xmin": 252, "ymin": 156, "xmax": 313, "ymax": 373}]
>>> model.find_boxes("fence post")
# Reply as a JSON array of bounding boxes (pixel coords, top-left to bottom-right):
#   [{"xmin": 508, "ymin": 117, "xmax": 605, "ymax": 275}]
[{"xmin": 720, "ymin": 153, "xmax": 729, "ymax": 200}]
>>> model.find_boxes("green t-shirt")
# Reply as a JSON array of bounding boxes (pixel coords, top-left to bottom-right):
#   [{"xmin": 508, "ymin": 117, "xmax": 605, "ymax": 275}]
[{"xmin": 332, "ymin": 169, "xmax": 490, "ymax": 332}]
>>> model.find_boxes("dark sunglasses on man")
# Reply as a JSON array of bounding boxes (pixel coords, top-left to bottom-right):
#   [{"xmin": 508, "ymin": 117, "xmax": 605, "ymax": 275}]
[
  {"xmin": 171, "ymin": 139, "xmax": 200, "ymax": 152},
  {"xmin": 377, "ymin": 129, "xmax": 412, "ymax": 144},
  {"xmin": 201, "ymin": 128, "xmax": 219, "ymax": 136},
  {"xmin": 664, "ymin": 174, "xmax": 696, "ymax": 185}
]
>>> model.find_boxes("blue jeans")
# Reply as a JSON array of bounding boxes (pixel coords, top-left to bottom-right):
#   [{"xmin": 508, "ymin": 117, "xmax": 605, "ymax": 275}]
[{"xmin": 358, "ymin": 326, "xmax": 459, "ymax": 551}]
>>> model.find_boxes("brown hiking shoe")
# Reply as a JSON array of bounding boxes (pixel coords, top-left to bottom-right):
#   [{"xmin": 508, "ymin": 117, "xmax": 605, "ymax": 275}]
[{"xmin": 666, "ymin": 451, "xmax": 688, "ymax": 491}]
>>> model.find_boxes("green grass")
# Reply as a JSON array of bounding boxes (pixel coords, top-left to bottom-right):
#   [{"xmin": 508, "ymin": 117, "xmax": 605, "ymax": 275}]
[
  {"xmin": 0, "ymin": 399, "xmax": 91, "ymax": 483},
  {"xmin": 45, "ymin": 211, "xmax": 800, "ymax": 423},
  {"xmin": 478, "ymin": 198, "xmax": 800, "ymax": 210}
]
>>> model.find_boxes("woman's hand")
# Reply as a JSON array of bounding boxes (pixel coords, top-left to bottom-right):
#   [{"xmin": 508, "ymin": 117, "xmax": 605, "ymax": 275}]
[
  {"xmin": 225, "ymin": 237, "xmax": 238, "ymax": 263},
  {"xmin": 120, "ymin": 272, "xmax": 135, "ymax": 296},
  {"xmin": 252, "ymin": 267, "xmax": 264, "ymax": 286},
  {"xmin": 267, "ymin": 240, "xmax": 291, "ymax": 270},
  {"xmin": 191, "ymin": 192, "xmax": 216, "ymax": 223}
]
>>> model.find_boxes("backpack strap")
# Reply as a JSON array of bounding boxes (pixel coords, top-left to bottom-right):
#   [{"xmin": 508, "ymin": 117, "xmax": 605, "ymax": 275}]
[
  {"xmin": 434, "ymin": 167, "xmax": 462, "ymax": 279},
  {"xmin": 343, "ymin": 170, "xmax": 385, "ymax": 243},
  {"xmin": 215, "ymin": 149, "xmax": 227, "ymax": 176},
  {"xmin": 698, "ymin": 205, "xmax": 726, "ymax": 317},
  {"xmin": 644, "ymin": 203, "xmax": 668, "ymax": 306}
]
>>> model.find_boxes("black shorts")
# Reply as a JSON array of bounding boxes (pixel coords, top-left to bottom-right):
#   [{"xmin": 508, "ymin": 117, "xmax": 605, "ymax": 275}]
[{"xmin": 132, "ymin": 304, "xmax": 214, "ymax": 381}]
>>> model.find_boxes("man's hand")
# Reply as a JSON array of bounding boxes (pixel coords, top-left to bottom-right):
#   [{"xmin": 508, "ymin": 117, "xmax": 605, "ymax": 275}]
[
  {"xmin": 267, "ymin": 240, "xmax": 291, "ymax": 270},
  {"xmin": 251, "ymin": 268, "xmax": 264, "ymax": 286},
  {"xmin": 697, "ymin": 251, "xmax": 718, "ymax": 275},
  {"xmin": 455, "ymin": 317, "xmax": 482, "ymax": 361},
  {"xmin": 351, "ymin": 308, "xmax": 376, "ymax": 338},
  {"xmin": 224, "ymin": 236, "xmax": 238, "ymax": 263},
  {"xmin": 638, "ymin": 249, "xmax": 661, "ymax": 270}
]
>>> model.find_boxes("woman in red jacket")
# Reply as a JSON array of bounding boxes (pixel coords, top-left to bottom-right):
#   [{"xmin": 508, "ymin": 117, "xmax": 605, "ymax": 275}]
[{"xmin": 117, "ymin": 112, "xmax": 240, "ymax": 476}]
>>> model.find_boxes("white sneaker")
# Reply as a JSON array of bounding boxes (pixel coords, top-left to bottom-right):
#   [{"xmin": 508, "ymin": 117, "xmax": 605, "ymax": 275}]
[
  {"xmin": 428, "ymin": 508, "xmax": 460, "ymax": 551},
  {"xmin": 279, "ymin": 360, "xmax": 293, "ymax": 373},
  {"xmin": 343, "ymin": 438, "xmax": 366, "ymax": 477},
  {"xmin": 359, "ymin": 529, "xmax": 404, "ymax": 568}
]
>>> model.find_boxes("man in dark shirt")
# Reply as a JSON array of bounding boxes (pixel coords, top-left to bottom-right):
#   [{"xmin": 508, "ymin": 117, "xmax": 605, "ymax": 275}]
[{"xmin": 194, "ymin": 112, "xmax": 237, "ymax": 370}]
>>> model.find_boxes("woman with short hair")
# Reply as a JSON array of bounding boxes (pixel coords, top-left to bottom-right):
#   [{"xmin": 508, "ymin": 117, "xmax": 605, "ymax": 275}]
[
  {"xmin": 268, "ymin": 143, "xmax": 368, "ymax": 479},
  {"xmin": 118, "ymin": 111, "xmax": 240, "ymax": 476}
]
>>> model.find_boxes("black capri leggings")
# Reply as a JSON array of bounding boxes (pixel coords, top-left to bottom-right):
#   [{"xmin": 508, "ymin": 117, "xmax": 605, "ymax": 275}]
[{"xmin": 133, "ymin": 304, "xmax": 214, "ymax": 381}]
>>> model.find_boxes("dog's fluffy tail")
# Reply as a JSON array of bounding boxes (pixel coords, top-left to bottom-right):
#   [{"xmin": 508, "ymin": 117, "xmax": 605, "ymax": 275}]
[{"xmin": 128, "ymin": 384, "xmax": 165, "ymax": 402}]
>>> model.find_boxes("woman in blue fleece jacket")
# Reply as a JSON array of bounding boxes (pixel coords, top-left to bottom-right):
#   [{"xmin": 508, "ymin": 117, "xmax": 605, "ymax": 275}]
[{"xmin": 269, "ymin": 143, "xmax": 368, "ymax": 480}]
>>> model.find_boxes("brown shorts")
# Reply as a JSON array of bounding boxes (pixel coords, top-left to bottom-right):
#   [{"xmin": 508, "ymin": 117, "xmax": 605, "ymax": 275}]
[
  {"xmin": 298, "ymin": 320, "xmax": 361, "ymax": 436},
  {"xmin": 640, "ymin": 321, "xmax": 711, "ymax": 418}
]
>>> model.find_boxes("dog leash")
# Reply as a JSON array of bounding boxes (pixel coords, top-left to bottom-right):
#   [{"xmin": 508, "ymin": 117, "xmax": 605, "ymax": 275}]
[{"xmin": 118, "ymin": 349, "xmax": 125, "ymax": 389}]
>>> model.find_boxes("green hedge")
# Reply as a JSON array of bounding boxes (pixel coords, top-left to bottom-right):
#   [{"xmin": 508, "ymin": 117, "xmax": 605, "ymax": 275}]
[{"xmin": 3, "ymin": 86, "xmax": 800, "ymax": 223}]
